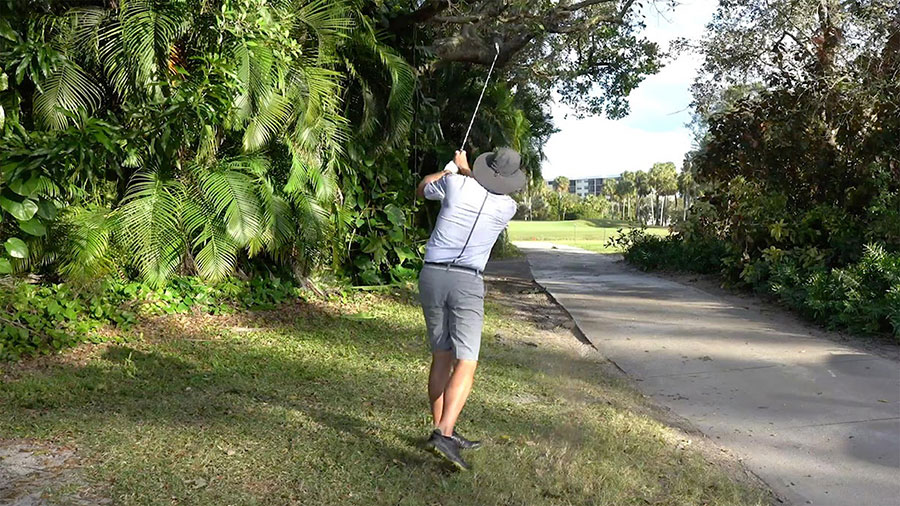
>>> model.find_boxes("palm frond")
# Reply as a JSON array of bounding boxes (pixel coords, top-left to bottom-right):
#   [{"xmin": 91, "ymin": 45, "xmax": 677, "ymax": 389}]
[
  {"xmin": 183, "ymin": 190, "xmax": 239, "ymax": 282},
  {"xmin": 286, "ymin": 63, "xmax": 350, "ymax": 157},
  {"xmin": 194, "ymin": 160, "xmax": 263, "ymax": 246},
  {"xmin": 342, "ymin": 16, "xmax": 415, "ymax": 152},
  {"xmin": 117, "ymin": 169, "xmax": 185, "ymax": 287},
  {"xmin": 64, "ymin": 7, "xmax": 110, "ymax": 65},
  {"xmin": 232, "ymin": 40, "xmax": 276, "ymax": 121},
  {"xmin": 292, "ymin": 0, "xmax": 353, "ymax": 61},
  {"xmin": 243, "ymin": 93, "xmax": 292, "ymax": 152},
  {"xmin": 121, "ymin": 0, "xmax": 183, "ymax": 86},
  {"xmin": 364, "ymin": 29, "xmax": 415, "ymax": 151},
  {"xmin": 33, "ymin": 59, "xmax": 103, "ymax": 130},
  {"xmin": 95, "ymin": 0, "xmax": 184, "ymax": 99},
  {"xmin": 59, "ymin": 205, "xmax": 115, "ymax": 282},
  {"xmin": 285, "ymin": 147, "xmax": 334, "ymax": 205},
  {"xmin": 342, "ymin": 58, "xmax": 380, "ymax": 140}
]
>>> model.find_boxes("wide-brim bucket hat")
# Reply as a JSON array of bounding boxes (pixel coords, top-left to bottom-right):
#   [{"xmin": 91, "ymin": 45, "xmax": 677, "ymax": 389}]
[{"xmin": 472, "ymin": 147, "xmax": 526, "ymax": 195}]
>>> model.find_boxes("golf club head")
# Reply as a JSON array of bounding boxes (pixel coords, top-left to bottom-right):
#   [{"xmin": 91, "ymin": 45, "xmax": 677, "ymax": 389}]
[{"xmin": 494, "ymin": 42, "xmax": 500, "ymax": 54}]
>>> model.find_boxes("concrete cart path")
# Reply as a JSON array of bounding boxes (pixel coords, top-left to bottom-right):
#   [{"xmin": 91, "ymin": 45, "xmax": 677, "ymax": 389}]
[{"xmin": 516, "ymin": 242, "xmax": 900, "ymax": 506}]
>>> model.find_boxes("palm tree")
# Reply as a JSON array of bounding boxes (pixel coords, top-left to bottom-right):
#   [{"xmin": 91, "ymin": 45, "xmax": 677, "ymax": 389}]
[
  {"xmin": 615, "ymin": 174, "xmax": 634, "ymax": 221},
  {"xmin": 634, "ymin": 170, "xmax": 651, "ymax": 224},
  {"xmin": 649, "ymin": 162, "xmax": 677, "ymax": 226},
  {"xmin": 9, "ymin": 0, "xmax": 415, "ymax": 286},
  {"xmin": 677, "ymin": 168, "xmax": 696, "ymax": 221},
  {"xmin": 602, "ymin": 178, "xmax": 617, "ymax": 218}
]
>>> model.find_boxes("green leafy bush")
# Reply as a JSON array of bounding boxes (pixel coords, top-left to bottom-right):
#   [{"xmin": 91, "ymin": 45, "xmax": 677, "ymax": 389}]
[
  {"xmin": 617, "ymin": 229, "xmax": 900, "ymax": 339},
  {"xmin": 609, "ymin": 228, "xmax": 726, "ymax": 274},
  {"xmin": 0, "ymin": 282, "xmax": 132, "ymax": 361},
  {"xmin": 1, "ymin": 276, "xmax": 302, "ymax": 361},
  {"xmin": 783, "ymin": 244, "xmax": 900, "ymax": 336}
]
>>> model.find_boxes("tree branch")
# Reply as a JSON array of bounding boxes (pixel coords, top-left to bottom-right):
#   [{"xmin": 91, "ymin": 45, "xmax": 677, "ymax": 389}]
[
  {"xmin": 433, "ymin": 15, "xmax": 485, "ymax": 24},
  {"xmin": 562, "ymin": 0, "xmax": 619, "ymax": 12},
  {"xmin": 405, "ymin": 0, "xmax": 641, "ymax": 66},
  {"xmin": 389, "ymin": 0, "xmax": 451, "ymax": 30}
]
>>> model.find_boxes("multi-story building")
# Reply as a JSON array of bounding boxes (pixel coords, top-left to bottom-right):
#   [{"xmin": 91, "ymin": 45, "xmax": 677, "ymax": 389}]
[
  {"xmin": 546, "ymin": 175, "xmax": 622, "ymax": 197},
  {"xmin": 568, "ymin": 176, "xmax": 619, "ymax": 197}
]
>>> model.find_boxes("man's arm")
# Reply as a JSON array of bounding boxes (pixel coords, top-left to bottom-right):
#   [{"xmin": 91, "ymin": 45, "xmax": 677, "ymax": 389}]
[
  {"xmin": 454, "ymin": 150, "xmax": 473, "ymax": 177},
  {"xmin": 416, "ymin": 151, "xmax": 473, "ymax": 200},
  {"xmin": 416, "ymin": 170, "xmax": 451, "ymax": 199}
]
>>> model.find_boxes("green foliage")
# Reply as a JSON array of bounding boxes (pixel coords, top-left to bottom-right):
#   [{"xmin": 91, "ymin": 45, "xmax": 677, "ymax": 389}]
[
  {"xmin": 637, "ymin": 2, "xmax": 900, "ymax": 340},
  {"xmin": 1, "ymin": 281, "xmax": 132, "ymax": 361},
  {"xmin": 611, "ymin": 228, "xmax": 726, "ymax": 274},
  {"xmin": 489, "ymin": 230, "xmax": 521, "ymax": 260},
  {"xmin": 617, "ymin": 228, "xmax": 900, "ymax": 339},
  {"xmin": 768, "ymin": 244, "xmax": 900, "ymax": 336},
  {"xmin": 0, "ymin": 0, "xmax": 663, "ymax": 288},
  {"xmin": 0, "ymin": 0, "xmax": 417, "ymax": 285},
  {"xmin": 572, "ymin": 195, "xmax": 609, "ymax": 220},
  {"xmin": 0, "ymin": 275, "xmax": 302, "ymax": 361},
  {"xmin": 335, "ymin": 149, "xmax": 422, "ymax": 285}
]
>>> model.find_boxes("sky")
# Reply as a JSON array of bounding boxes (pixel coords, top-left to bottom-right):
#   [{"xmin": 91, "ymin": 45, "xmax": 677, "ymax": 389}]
[{"xmin": 541, "ymin": 0, "xmax": 718, "ymax": 180}]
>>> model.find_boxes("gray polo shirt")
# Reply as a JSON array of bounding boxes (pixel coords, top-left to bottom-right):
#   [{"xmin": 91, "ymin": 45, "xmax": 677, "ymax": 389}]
[{"xmin": 423, "ymin": 174, "xmax": 517, "ymax": 272}]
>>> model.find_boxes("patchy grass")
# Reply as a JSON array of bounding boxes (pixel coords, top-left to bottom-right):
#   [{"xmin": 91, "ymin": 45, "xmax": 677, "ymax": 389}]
[
  {"xmin": 1, "ymin": 281, "xmax": 767, "ymax": 505},
  {"xmin": 508, "ymin": 219, "xmax": 668, "ymax": 253}
]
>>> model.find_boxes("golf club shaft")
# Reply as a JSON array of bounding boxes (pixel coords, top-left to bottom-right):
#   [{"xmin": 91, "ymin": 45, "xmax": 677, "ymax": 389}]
[{"xmin": 459, "ymin": 44, "xmax": 501, "ymax": 152}]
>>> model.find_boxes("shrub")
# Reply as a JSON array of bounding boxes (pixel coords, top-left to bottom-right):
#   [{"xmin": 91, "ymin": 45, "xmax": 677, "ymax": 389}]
[
  {"xmin": 615, "ymin": 228, "xmax": 900, "ymax": 339},
  {"xmin": 0, "ymin": 282, "xmax": 133, "ymax": 361},
  {"xmin": 609, "ymin": 228, "xmax": 726, "ymax": 274},
  {"xmin": 0, "ymin": 276, "xmax": 303, "ymax": 361}
]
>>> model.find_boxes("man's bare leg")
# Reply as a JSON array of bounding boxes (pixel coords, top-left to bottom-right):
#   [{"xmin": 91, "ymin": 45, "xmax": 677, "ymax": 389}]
[
  {"xmin": 436, "ymin": 359, "xmax": 478, "ymax": 437},
  {"xmin": 428, "ymin": 351, "xmax": 453, "ymax": 425}
]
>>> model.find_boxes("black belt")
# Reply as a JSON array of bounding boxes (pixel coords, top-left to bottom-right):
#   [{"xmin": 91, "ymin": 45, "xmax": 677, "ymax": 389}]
[{"xmin": 424, "ymin": 262, "xmax": 482, "ymax": 276}]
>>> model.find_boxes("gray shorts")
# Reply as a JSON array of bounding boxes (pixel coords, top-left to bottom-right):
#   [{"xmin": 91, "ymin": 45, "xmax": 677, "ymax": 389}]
[{"xmin": 418, "ymin": 264, "xmax": 485, "ymax": 361}]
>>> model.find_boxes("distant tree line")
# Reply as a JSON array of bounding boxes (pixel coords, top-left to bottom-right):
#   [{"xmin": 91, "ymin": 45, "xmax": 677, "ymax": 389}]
[{"xmin": 515, "ymin": 164, "xmax": 698, "ymax": 226}]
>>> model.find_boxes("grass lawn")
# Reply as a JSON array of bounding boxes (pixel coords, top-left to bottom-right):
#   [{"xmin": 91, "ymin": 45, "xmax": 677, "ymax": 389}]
[
  {"xmin": 507, "ymin": 219, "xmax": 669, "ymax": 253},
  {"xmin": 1, "ymin": 279, "xmax": 766, "ymax": 505}
]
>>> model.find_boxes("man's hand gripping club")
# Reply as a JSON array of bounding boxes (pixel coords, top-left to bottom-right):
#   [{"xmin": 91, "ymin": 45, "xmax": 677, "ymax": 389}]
[{"xmin": 416, "ymin": 150, "xmax": 471, "ymax": 199}]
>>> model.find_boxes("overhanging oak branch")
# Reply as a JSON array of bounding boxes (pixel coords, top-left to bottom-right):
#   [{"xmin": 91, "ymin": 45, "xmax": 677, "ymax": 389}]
[{"xmin": 389, "ymin": 0, "xmax": 640, "ymax": 66}]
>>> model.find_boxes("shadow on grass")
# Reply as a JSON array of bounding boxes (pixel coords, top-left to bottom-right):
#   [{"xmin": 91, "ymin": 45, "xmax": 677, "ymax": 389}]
[
  {"xmin": 0, "ymin": 291, "xmax": 766, "ymax": 505},
  {"xmin": 583, "ymin": 218, "xmax": 636, "ymax": 228}
]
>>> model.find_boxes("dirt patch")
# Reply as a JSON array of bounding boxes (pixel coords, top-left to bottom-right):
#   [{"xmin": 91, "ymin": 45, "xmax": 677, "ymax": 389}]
[
  {"xmin": 485, "ymin": 258, "xmax": 584, "ymax": 339},
  {"xmin": 0, "ymin": 440, "xmax": 109, "ymax": 506}
]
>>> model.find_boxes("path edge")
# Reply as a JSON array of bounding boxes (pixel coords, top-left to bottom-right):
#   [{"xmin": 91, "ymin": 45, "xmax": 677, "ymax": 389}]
[{"xmin": 518, "ymin": 246, "xmax": 788, "ymax": 506}]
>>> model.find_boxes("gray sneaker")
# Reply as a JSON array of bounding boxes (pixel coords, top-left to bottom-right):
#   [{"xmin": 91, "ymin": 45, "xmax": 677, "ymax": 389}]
[
  {"xmin": 452, "ymin": 430, "xmax": 482, "ymax": 450},
  {"xmin": 425, "ymin": 430, "xmax": 471, "ymax": 470}
]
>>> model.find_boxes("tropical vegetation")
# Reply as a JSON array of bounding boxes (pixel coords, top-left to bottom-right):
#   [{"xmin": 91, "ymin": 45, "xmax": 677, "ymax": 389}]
[
  {"xmin": 515, "ymin": 162, "xmax": 696, "ymax": 225},
  {"xmin": 618, "ymin": 0, "xmax": 900, "ymax": 339},
  {"xmin": 1, "ymin": 0, "xmax": 665, "ymax": 359}
]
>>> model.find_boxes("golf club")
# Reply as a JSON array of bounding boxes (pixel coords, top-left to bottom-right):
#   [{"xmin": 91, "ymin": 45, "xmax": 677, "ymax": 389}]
[{"xmin": 444, "ymin": 42, "xmax": 502, "ymax": 173}]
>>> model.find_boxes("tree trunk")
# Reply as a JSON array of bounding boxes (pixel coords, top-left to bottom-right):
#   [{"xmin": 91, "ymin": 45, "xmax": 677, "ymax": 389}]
[
  {"xmin": 526, "ymin": 177, "xmax": 532, "ymax": 220},
  {"xmin": 660, "ymin": 195, "xmax": 665, "ymax": 225}
]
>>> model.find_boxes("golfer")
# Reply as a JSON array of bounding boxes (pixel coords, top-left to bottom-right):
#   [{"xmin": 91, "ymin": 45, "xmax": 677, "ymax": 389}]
[{"xmin": 416, "ymin": 147, "xmax": 525, "ymax": 470}]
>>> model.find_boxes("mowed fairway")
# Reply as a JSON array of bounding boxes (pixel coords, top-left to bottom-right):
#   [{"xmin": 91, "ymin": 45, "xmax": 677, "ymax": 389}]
[{"xmin": 508, "ymin": 219, "xmax": 668, "ymax": 253}]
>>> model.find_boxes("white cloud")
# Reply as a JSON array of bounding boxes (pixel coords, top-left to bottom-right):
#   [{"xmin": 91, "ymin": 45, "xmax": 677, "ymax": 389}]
[
  {"xmin": 542, "ymin": 0, "xmax": 717, "ymax": 180},
  {"xmin": 543, "ymin": 117, "xmax": 693, "ymax": 178}
]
